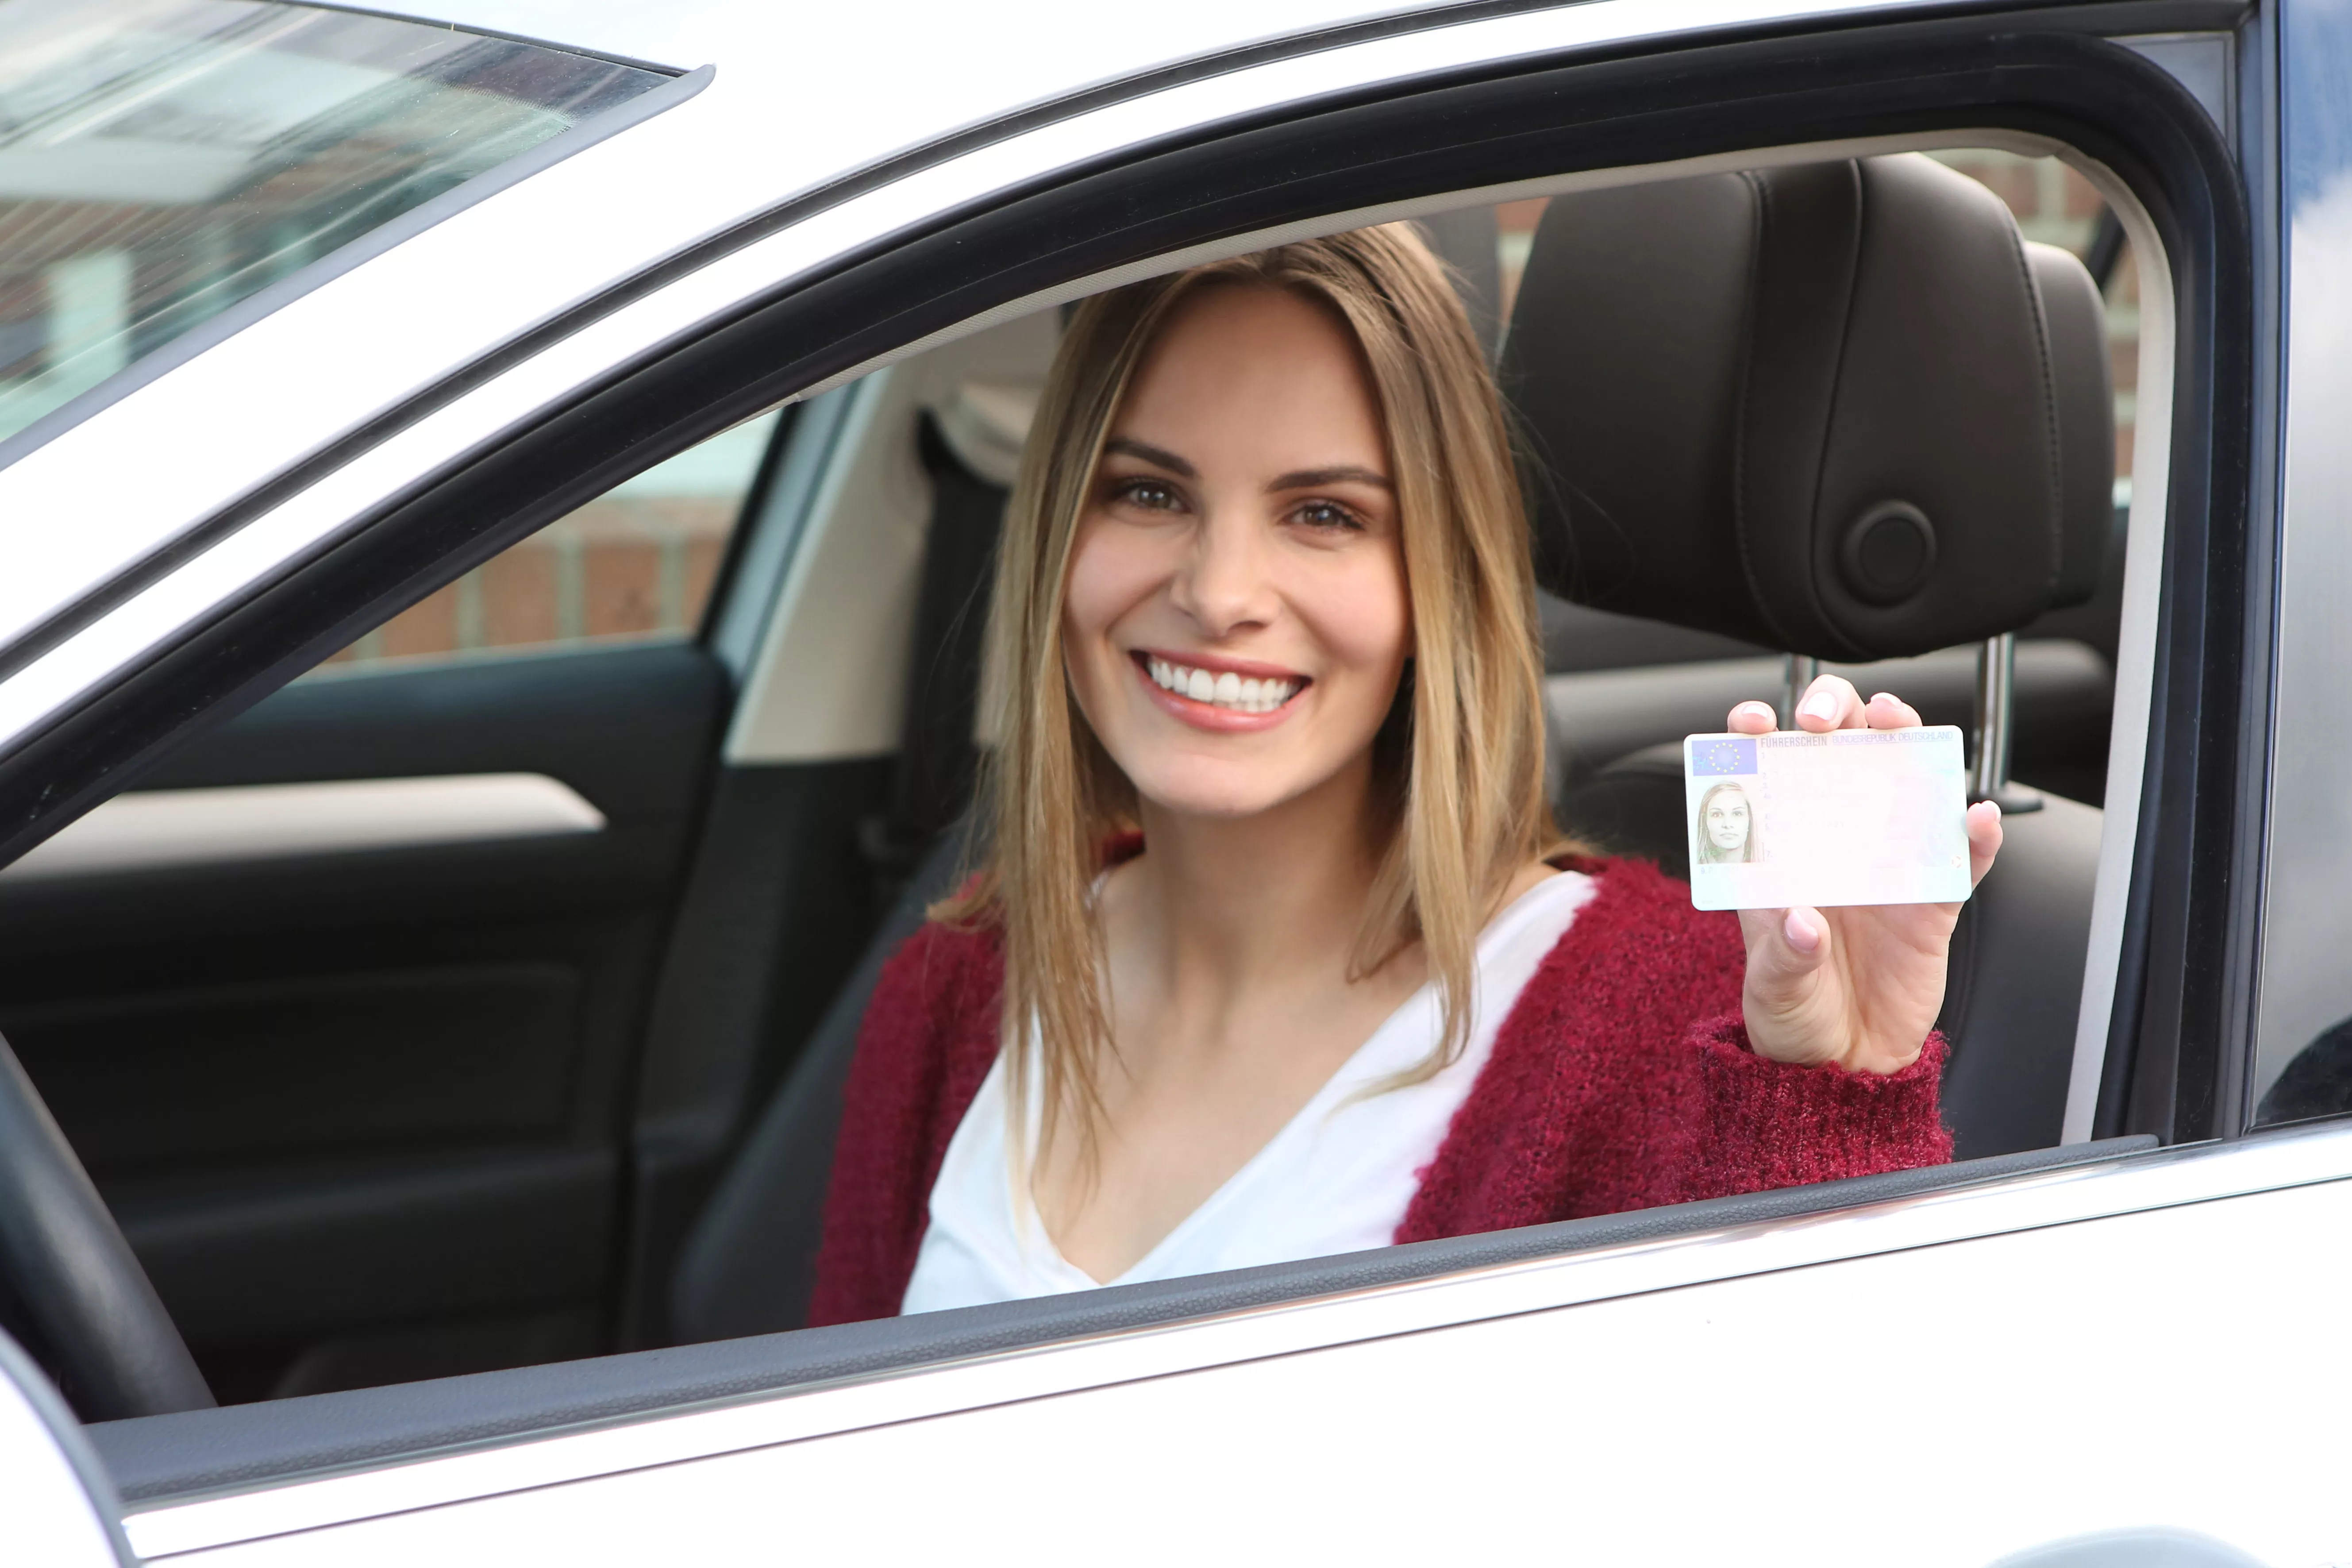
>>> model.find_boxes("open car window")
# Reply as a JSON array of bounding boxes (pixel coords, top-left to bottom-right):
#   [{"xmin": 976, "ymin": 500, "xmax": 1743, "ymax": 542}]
[{"xmin": 12, "ymin": 134, "xmax": 2164, "ymax": 1392}]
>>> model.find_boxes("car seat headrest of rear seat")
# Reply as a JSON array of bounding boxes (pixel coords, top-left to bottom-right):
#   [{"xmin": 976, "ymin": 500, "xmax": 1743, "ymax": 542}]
[{"xmin": 1500, "ymin": 154, "xmax": 2113, "ymax": 662}]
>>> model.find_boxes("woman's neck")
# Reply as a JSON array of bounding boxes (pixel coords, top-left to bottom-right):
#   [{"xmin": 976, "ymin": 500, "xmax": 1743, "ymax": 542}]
[{"xmin": 1115, "ymin": 758, "xmax": 1396, "ymax": 1001}]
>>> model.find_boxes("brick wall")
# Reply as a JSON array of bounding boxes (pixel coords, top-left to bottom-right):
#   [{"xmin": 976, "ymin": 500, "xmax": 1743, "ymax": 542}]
[
  {"xmin": 319, "ymin": 410, "xmax": 779, "ymax": 671},
  {"xmin": 328, "ymin": 495, "xmax": 738, "ymax": 664}
]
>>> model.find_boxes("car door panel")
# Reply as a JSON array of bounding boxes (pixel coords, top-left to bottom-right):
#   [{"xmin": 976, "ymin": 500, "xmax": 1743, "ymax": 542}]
[
  {"xmin": 109, "ymin": 1148, "xmax": 612, "ymax": 1349},
  {"xmin": 0, "ymin": 642, "xmax": 728, "ymax": 1397},
  {"xmin": 7, "ymin": 964, "xmax": 584, "ymax": 1169}
]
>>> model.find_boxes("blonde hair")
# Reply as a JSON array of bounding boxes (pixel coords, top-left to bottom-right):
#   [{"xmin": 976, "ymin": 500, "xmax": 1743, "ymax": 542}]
[{"xmin": 939, "ymin": 222, "xmax": 1563, "ymax": 1168}]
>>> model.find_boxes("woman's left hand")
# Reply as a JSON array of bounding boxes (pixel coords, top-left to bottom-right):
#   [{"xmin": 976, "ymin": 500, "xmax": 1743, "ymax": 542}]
[{"xmin": 1727, "ymin": 675, "xmax": 2004, "ymax": 1076}]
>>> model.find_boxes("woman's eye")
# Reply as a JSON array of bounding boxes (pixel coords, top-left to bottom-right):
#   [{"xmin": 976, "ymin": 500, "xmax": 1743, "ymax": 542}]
[
  {"xmin": 1113, "ymin": 478, "xmax": 1182, "ymax": 511},
  {"xmin": 1291, "ymin": 499, "xmax": 1363, "ymax": 532}
]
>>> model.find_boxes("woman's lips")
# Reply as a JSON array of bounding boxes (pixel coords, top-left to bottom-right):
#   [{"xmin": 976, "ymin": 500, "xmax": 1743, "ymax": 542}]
[{"xmin": 1130, "ymin": 650, "xmax": 1307, "ymax": 732}]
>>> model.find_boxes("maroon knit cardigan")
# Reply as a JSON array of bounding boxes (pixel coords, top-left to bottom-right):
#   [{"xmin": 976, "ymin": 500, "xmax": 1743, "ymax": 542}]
[{"xmin": 807, "ymin": 857, "xmax": 1952, "ymax": 1326}]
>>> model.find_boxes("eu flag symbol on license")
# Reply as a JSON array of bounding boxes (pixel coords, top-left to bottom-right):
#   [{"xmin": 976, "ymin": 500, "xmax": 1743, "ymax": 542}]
[{"xmin": 1693, "ymin": 736, "xmax": 1757, "ymax": 776}]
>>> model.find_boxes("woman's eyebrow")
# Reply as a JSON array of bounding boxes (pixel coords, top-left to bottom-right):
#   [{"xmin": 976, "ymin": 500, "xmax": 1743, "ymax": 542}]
[
  {"xmin": 1269, "ymin": 464, "xmax": 1393, "ymax": 492},
  {"xmin": 1102, "ymin": 436, "xmax": 1196, "ymax": 476}
]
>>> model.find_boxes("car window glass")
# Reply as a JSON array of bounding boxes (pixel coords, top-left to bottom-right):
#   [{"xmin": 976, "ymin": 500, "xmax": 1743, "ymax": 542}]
[
  {"xmin": 311, "ymin": 409, "xmax": 781, "ymax": 673},
  {"xmin": 0, "ymin": 0, "xmax": 664, "ymax": 447}
]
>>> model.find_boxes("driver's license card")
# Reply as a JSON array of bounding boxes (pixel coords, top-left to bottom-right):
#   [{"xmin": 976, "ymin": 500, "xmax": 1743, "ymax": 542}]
[{"xmin": 1682, "ymin": 726, "xmax": 1974, "ymax": 911}]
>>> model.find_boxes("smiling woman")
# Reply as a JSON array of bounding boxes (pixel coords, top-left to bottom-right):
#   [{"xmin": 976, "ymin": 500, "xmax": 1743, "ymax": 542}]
[{"xmin": 808, "ymin": 224, "xmax": 2001, "ymax": 1323}]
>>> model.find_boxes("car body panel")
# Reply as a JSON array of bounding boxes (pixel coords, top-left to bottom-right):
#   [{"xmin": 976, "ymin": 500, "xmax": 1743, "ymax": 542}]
[
  {"xmin": 0, "ymin": 1331, "xmax": 132, "ymax": 1568},
  {"xmin": 126, "ymin": 1125, "xmax": 2352, "ymax": 1564}
]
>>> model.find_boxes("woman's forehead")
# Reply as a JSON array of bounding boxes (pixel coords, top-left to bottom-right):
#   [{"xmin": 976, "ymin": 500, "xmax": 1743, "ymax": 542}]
[{"xmin": 1115, "ymin": 286, "xmax": 1384, "ymax": 458}]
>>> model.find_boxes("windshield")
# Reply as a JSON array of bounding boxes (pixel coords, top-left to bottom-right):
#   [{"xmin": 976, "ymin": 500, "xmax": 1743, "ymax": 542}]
[{"xmin": 0, "ymin": 0, "xmax": 665, "ymax": 446}]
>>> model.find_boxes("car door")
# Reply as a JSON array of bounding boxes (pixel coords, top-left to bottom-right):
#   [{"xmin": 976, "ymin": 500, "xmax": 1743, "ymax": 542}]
[
  {"xmin": 0, "ymin": 0, "xmax": 2311, "ymax": 1560},
  {"xmin": 0, "ymin": 414, "xmax": 782, "ymax": 1400}
]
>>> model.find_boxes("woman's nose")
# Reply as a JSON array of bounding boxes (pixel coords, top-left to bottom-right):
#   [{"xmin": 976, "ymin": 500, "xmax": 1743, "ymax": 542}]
[{"xmin": 1169, "ymin": 509, "xmax": 1276, "ymax": 635}]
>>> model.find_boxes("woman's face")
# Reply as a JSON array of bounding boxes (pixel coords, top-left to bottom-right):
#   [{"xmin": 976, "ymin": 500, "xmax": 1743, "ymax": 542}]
[
  {"xmin": 1062, "ymin": 284, "xmax": 1411, "ymax": 821},
  {"xmin": 1705, "ymin": 788, "xmax": 1752, "ymax": 852}
]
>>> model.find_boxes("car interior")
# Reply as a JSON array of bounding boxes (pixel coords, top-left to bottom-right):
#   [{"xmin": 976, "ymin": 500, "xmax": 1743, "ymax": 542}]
[{"xmin": 0, "ymin": 140, "xmax": 2147, "ymax": 1428}]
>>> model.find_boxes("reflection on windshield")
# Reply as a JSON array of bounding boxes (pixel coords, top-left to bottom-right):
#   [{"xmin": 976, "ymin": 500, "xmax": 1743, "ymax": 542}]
[{"xmin": 0, "ymin": 0, "xmax": 662, "ymax": 445}]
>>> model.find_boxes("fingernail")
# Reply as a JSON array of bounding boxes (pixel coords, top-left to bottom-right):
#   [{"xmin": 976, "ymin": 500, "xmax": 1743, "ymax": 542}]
[
  {"xmin": 1784, "ymin": 910, "xmax": 1821, "ymax": 952},
  {"xmin": 1798, "ymin": 692, "xmax": 1840, "ymax": 724},
  {"xmin": 1735, "ymin": 701, "xmax": 1773, "ymax": 722}
]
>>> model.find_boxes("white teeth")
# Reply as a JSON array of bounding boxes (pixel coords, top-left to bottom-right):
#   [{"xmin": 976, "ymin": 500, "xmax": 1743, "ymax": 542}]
[{"xmin": 1145, "ymin": 658, "xmax": 1299, "ymax": 712}]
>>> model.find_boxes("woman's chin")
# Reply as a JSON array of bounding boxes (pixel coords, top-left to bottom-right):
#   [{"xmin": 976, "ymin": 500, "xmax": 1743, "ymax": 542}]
[{"xmin": 1128, "ymin": 764, "xmax": 1327, "ymax": 824}]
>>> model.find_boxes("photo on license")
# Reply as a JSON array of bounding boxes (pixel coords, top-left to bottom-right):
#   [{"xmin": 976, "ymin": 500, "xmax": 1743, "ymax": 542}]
[{"xmin": 1683, "ymin": 727, "xmax": 1974, "ymax": 911}]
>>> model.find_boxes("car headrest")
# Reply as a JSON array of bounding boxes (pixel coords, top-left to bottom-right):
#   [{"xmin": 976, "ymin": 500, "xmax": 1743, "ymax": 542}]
[{"xmin": 1500, "ymin": 154, "xmax": 2113, "ymax": 661}]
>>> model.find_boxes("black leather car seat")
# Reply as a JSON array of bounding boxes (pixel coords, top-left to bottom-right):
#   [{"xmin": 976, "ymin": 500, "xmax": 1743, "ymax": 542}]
[
  {"xmin": 670, "ymin": 828, "xmax": 966, "ymax": 1342},
  {"xmin": 1505, "ymin": 154, "xmax": 2115, "ymax": 1158}
]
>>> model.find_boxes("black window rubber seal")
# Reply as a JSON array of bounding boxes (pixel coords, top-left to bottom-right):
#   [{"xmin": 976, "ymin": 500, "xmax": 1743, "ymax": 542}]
[
  {"xmin": 0, "ymin": 13, "xmax": 2248, "ymax": 1231},
  {"xmin": 91, "ymin": 1132, "xmax": 2161, "ymax": 1506}
]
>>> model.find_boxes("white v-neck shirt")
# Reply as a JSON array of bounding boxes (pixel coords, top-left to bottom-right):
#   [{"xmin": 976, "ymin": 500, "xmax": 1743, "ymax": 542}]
[{"xmin": 899, "ymin": 868, "xmax": 1598, "ymax": 1316}]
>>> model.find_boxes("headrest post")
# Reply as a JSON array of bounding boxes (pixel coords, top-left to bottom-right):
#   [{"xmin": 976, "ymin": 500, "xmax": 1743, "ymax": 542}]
[
  {"xmin": 1970, "ymin": 633, "xmax": 2044, "ymax": 814},
  {"xmin": 1780, "ymin": 653, "xmax": 1820, "ymax": 730}
]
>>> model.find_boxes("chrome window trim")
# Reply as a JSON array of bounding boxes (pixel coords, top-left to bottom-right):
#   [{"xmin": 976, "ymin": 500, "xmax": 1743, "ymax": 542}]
[{"xmin": 122, "ymin": 1120, "xmax": 2352, "ymax": 1559}]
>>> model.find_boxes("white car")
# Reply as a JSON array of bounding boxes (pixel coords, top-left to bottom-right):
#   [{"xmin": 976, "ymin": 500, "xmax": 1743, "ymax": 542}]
[{"xmin": 0, "ymin": 0, "xmax": 2341, "ymax": 1562}]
